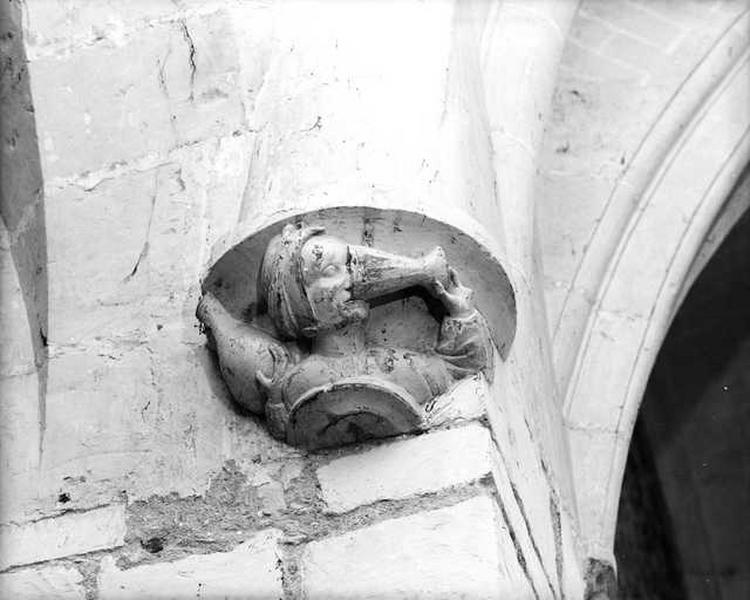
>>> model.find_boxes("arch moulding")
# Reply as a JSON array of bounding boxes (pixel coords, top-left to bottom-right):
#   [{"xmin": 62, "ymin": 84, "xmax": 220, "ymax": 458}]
[{"xmin": 564, "ymin": 40, "xmax": 750, "ymax": 562}]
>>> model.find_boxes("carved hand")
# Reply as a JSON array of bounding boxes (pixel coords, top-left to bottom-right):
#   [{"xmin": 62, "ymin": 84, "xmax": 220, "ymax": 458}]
[
  {"xmin": 257, "ymin": 345, "xmax": 290, "ymax": 439},
  {"xmin": 431, "ymin": 267, "xmax": 475, "ymax": 319},
  {"xmin": 256, "ymin": 345, "xmax": 289, "ymax": 396}
]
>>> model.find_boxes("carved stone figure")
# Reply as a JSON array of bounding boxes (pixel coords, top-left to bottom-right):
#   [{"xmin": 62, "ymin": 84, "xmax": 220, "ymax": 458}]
[{"xmin": 197, "ymin": 222, "xmax": 494, "ymax": 449}]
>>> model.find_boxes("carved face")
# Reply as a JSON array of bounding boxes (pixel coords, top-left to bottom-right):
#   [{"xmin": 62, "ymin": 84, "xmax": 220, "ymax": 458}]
[{"xmin": 299, "ymin": 235, "xmax": 368, "ymax": 330}]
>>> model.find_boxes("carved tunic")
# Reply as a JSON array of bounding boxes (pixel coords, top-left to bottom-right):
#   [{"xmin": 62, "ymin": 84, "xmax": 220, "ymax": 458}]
[{"xmin": 264, "ymin": 309, "xmax": 492, "ymax": 433}]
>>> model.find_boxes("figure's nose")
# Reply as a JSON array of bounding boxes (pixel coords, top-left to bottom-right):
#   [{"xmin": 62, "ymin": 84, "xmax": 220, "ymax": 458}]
[{"xmin": 347, "ymin": 244, "xmax": 450, "ymax": 301}]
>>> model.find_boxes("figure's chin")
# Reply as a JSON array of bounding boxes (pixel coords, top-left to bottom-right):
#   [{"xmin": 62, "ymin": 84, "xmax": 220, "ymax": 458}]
[{"xmin": 312, "ymin": 300, "xmax": 369, "ymax": 333}]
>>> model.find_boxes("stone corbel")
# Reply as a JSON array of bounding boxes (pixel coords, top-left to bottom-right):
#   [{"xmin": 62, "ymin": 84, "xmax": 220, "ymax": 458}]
[{"xmin": 198, "ymin": 209, "xmax": 516, "ymax": 450}]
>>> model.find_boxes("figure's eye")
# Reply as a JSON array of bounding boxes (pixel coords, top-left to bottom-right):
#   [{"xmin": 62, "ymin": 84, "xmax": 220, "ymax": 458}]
[{"xmin": 322, "ymin": 264, "xmax": 339, "ymax": 277}]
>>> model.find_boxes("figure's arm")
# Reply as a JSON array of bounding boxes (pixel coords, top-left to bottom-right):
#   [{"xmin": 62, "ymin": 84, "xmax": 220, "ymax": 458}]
[
  {"xmin": 430, "ymin": 269, "xmax": 494, "ymax": 381},
  {"xmin": 197, "ymin": 292, "xmax": 293, "ymax": 417}
]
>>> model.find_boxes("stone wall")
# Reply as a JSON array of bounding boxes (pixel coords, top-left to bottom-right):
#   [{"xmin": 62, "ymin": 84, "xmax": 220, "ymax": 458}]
[{"xmin": 1, "ymin": 1, "xmax": 583, "ymax": 597}]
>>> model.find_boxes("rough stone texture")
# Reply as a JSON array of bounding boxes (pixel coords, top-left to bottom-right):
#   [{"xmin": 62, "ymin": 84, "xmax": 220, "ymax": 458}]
[
  {"xmin": 27, "ymin": 9, "xmax": 244, "ymax": 182},
  {"xmin": 8, "ymin": 132, "xmax": 296, "ymax": 525},
  {"xmin": 423, "ymin": 374, "xmax": 488, "ymax": 427},
  {"xmin": 301, "ymin": 496, "xmax": 534, "ymax": 599},
  {"xmin": 317, "ymin": 423, "xmax": 494, "ymax": 513},
  {"xmin": 122, "ymin": 460, "xmax": 301, "ymax": 565},
  {"xmin": 583, "ymin": 558, "xmax": 617, "ymax": 600},
  {"xmin": 98, "ymin": 530, "xmax": 282, "ymax": 599},
  {"xmin": 0, "ymin": 504, "xmax": 126, "ymax": 570},
  {"xmin": 0, "ymin": 0, "xmax": 287, "ymax": 532},
  {"xmin": 0, "ymin": 564, "xmax": 85, "ymax": 600}
]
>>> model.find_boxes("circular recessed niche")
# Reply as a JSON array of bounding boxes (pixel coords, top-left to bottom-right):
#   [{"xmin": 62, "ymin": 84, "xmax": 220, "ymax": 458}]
[{"xmin": 201, "ymin": 207, "xmax": 516, "ymax": 358}]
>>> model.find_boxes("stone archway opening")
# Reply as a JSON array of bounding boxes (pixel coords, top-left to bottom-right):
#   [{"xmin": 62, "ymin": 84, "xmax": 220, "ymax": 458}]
[{"xmin": 615, "ymin": 206, "xmax": 750, "ymax": 599}]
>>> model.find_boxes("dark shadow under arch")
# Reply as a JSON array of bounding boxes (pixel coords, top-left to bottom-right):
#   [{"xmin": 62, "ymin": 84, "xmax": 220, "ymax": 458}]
[{"xmin": 615, "ymin": 206, "xmax": 750, "ymax": 599}]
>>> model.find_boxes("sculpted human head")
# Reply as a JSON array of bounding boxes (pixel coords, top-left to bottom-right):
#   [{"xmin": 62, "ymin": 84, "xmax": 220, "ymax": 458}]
[
  {"xmin": 259, "ymin": 221, "xmax": 452, "ymax": 340},
  {"xmin": 259, "ymin": 223, "xmax": 368, "ymax": 339},
  {"xmin": 298, "ymin": 233, "xmax": 369, "ymax": 331}
]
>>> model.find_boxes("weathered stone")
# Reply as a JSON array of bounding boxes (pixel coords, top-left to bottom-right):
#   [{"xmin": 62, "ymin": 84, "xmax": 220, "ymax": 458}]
[
  {"xmin": 198, "ymin": 222, "xmax": 494, "ymax": 449},
  {"xmin": 39, "ymin": 342, "xmax": 282, "ymax": 510},
  {"xmin": 45, "ymin": 131, "xmax": 253, "ymax": 347},
  {"xmin": 317, "ymin": 423, "xmax": 494, "ymax": 513},
  {"xmin": 28, "ymin": 10, "xmax": 243, "ymax": 181},
  {"xmin": 0, "ymin": 226, "xmax": 37, "ymax": 377},
  {"xmin": 22, "ymin": 0, "xmax": 179, "ymax": 54},
  {"xmin": 0, "ymin": 504, "xmax": 126, "ymax": 569},
  {"xmin": 484, "ymin": 362, "xmax": 566, "ymax": 597},
  {"xmin": 0, "ymin": 371, "xmax": 41, "ymax": 523},
  {"xmin": 98, "ymin": 530, "xmax": 282, "ymax": 599},
  {"xmin": 423, "ymin": 374, "xmax": 488, "ymax": 427},
  {"xmin": 584, "ymin": 558, "xmax": 617, "ymax": 600},
  {"xmin": 0, "ymin": 565, "xmax": 85, "ymax": 600},
  {"xmin": 301, "ymin": 495, "xmax": 534, "ymax": 599}
]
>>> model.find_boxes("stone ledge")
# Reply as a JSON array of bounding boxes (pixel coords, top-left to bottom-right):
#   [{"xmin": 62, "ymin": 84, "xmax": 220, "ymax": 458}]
[
  {"xmin": 98, "ymin": 529, "xmax": 282, "ymax": 599},
  {"xmin": 316, "ymin": 422, "xmax": 494, "ymax": 513},
  {"xmin": 0, "ymin": 504, "xmax": 126, "ymax": 571},
  {"xmin": 301, "ymin": 495, "xmax": 534, "ymax": 599},
  {"xmin": 0, "ymin": 564, "xmax": 85, "ymax": 600}
]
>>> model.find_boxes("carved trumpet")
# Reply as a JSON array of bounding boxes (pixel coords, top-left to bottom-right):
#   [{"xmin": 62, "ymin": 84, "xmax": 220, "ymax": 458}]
[{"xmin": 348, "ymin": 245, "xmax": 450, "ymax": 301}]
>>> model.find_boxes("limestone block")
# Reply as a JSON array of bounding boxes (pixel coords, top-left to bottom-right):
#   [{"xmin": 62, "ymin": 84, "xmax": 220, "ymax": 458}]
[
  {"xmin": 45, "ymin": 168, "xmax": 159, "ymax": 345},
  {"xmin": 0, "ymin": 504, "xmax": 126, "ymax": 570},
  {"xmin": 28, "ymin": 10, "xmax": 243, "ymax": 181},
  {"xmin": 484, "ymin": 355, "xmax": 567, "ymax": 597},
  {"xmin": 579, "ymin": 1, "xmax": 684, "ymax": 48},
  {"xmin": 42, "ymin": 348, "xmax": 160, "ymax": 483},
  {"xmin": 40, "ymin": 344, "xmax": 214, "ymax": 507},
  {"xmin": 98, "ymin": 530, "xmax": 282, "ymax": 599},
  {"xmin": 560, "ymin": 504, "xmax": 586, "ymax": 598},
  {"xmin": 22, "ymin": 0, "xmax": 178, "ymax": 52},
  {"xmin": 0, "ymin": 230, "xmax": 37, "ymax": 377},
  {"xmin": 21, "ymin": 334, "xmax": 294, "ymax": 526},
  {"xmin": 302, "ymin": 496, "xmax": 535, "ymax": 599},
  {"xmin": 0, "ymin": 565, "xmax": 85, "ymax": 600},
  {"xmin": 45, "ymin": 132, "xmax": 253, "ymax": 347},
  {"xmin": 227, "ymin": 3, "xmax": 275, "ymax": 125},
  {"xmin": 423, "ymin": 374, "xmax": 488, "ymax": 427},
  {"xmin": 0, "ymin": 236, "xmax": 41, "ymax": 487},
  {"xmin": 317, "ymin": 423, "xmax": 494, "ymax": 513},
  {"xmin": 0, "ymin": 372, "xmax": 41, "ymax": 523}
]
